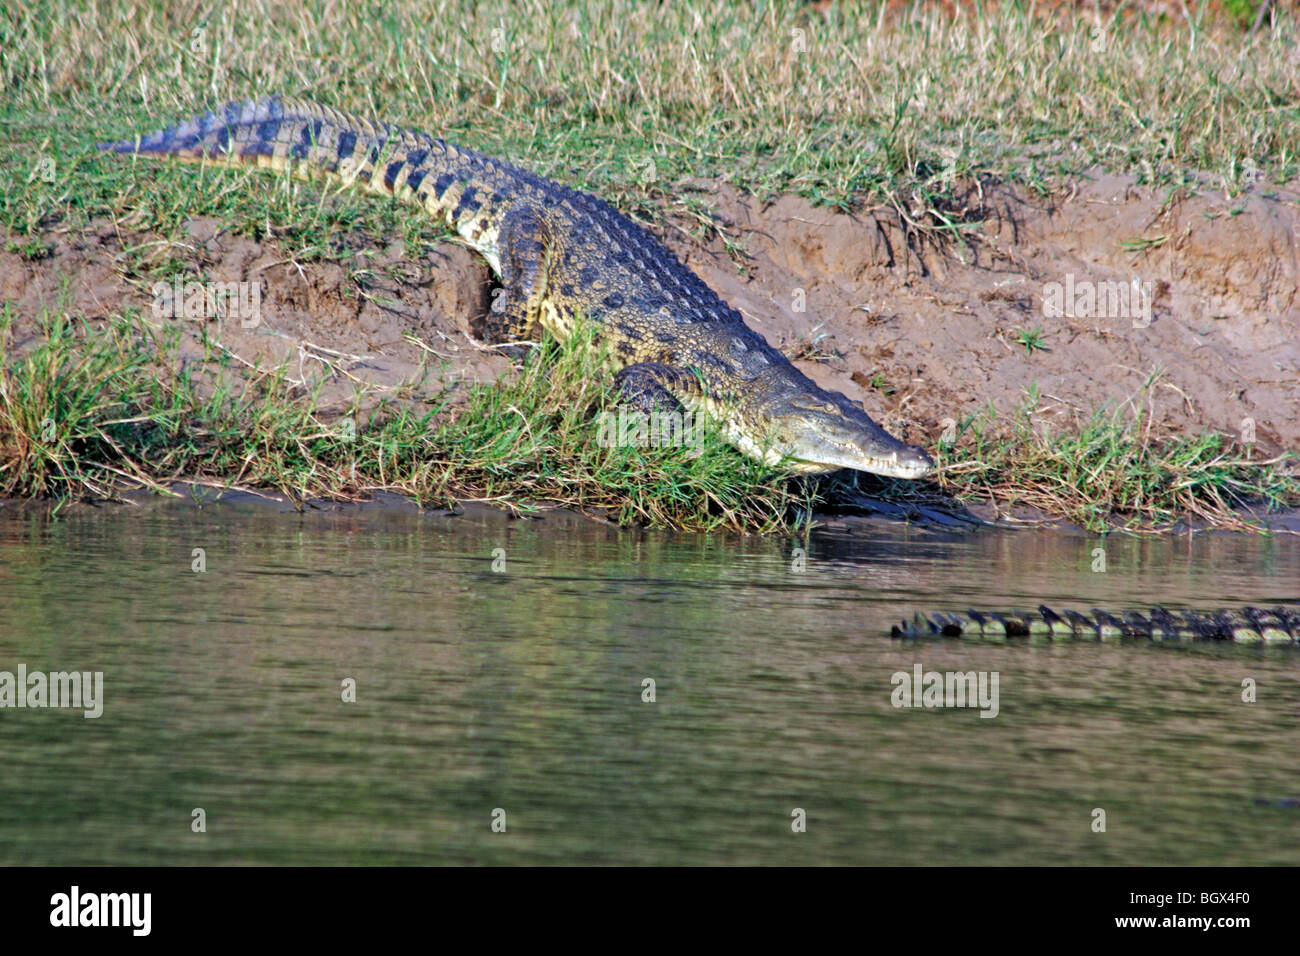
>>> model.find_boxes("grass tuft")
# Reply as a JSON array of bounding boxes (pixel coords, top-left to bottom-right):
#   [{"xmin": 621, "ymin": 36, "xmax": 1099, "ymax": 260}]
[
  {"xmin": 936, "ymin": 381, "xmax": 1300, "ymax": 532},
  {"xmin": 0, "ymin": 307, "xmax": 168, "ymax": 498}
]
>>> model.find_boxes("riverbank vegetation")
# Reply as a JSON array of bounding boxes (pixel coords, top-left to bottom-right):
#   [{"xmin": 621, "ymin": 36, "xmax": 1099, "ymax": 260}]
[
  {"xmin": 2, "ymin": 1, "xmax": 1296, "ymax": 531},
  {"xmin": 3, "ymin": 307, "xmax": 1294, "ymax": 531}
]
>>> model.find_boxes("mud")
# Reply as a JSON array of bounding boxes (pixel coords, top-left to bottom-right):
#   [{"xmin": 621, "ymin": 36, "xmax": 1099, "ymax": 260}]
[
  {"xmin": 3, "ymin": 171, "xmax": 1298, "ymax": 457},
  {"xmin": 671, "ymin": 173, "xmax": 1299, "ymax": 456}
]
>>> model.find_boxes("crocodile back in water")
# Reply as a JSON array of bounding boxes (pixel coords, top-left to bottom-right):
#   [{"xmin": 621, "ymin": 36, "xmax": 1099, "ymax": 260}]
[
  {"xmin": 100, "ymin": 95, "xmax": 934, "ymax": 479},
  {"xmin": 892, "ymin": 606, "xmax": 1300, "ymax": 645}
]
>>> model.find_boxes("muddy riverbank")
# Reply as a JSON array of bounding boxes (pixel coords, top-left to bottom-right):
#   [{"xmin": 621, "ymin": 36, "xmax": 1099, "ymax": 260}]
[
  {"xmin": 6, "ymin": 172, "xmax": 1297, "ymax": 451},
  {"xmin": 3, "ymin": 171, "xmax": 1297, "ymax": 529}
]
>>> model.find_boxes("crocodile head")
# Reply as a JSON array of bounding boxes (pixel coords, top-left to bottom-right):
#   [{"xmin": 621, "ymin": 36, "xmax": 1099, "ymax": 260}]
[{"xmin": 731, "ymin": 386, "xmax": 934, "ymax": 479}]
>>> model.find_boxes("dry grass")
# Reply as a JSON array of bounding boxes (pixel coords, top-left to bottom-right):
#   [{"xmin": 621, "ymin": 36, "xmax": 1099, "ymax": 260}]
[
  {"xmin": 936, "ymin": 376, "xmax": 1299, "ymax": 532},
  {"xmin": 3, "ymin": 0, "xmax": 1298, "ymax": 241}
]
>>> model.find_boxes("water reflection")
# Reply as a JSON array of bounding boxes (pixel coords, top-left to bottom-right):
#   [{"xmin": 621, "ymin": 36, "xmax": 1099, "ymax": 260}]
[{"xmin": 0, "ymin": 497, "xmax": 1296, "ymax": 864}]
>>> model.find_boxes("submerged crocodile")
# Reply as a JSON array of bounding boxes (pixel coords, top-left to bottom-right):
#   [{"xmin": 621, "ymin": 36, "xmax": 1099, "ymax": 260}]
[
  {"xmin": 100, "ymin": 96, "xmax": 933, "ymax": 479},
  {"xmin": 891, "ymin": 606, "xmax": 1300, "ymax": 645}
]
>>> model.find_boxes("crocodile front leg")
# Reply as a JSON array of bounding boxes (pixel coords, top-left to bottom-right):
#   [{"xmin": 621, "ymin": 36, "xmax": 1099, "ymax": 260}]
[
  {"xmin": 481, "ymin": 203, "xmax": 554, "ymax": 344},
  {"xmin": 613, "ymin": 362, "xmax": 698, "ymax": 415},
  {"xmin": 610, "ymin": 362, "xmax": 716, "ymax": 453}
]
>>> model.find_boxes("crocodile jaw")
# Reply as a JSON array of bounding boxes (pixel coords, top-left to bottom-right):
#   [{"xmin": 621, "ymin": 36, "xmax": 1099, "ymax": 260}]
[
  {"xmin": 722, "ymin": 411, "xmax": 934, "ymax": 479},
  {"xmin": 714, "ymin": 381, "xmax": 935, "ymax": 479},
  {"xmin": 770, "ymin": 435, "xmax": 935, "ymax": 479},
  {"xmin": 791, "ymin": 446, "xmax": 934, "ymax": 478}
]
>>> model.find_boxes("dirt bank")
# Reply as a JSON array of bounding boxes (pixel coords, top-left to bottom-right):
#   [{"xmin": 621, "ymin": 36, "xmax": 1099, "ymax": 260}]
[
  {"xmin": 676, "ymin": 173, "xmax": 1299, "ymax": 457},
  {"xmin": 4, "ymin": 171, "xmax": 1298, "ymax": 460}
]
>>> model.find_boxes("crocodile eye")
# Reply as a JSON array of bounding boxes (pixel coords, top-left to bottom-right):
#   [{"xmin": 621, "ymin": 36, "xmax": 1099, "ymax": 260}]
[{"xmin": 824, "ymin": 401, "xmax": 837, "ymax": 413}]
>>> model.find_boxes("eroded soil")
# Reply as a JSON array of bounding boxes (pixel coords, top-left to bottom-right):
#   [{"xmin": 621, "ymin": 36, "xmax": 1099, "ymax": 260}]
[{"xmin": 3, "ymin": 171, "xmax": 1298, "ymax": 458}]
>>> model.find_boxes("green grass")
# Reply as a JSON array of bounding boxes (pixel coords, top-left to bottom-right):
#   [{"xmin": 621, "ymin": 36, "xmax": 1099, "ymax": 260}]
[
  {"xmin": 4, "ymin": 302, "xmax": 1294, "ymax": 532},
  {"xmin": 937, "ymin": 380, "xmax": 1300, "ymax": 532},
  {"xmin": 0, "ymin": 307, "xmax": 166, "ymax": 498},
  {"xmin": 1011, "ymin": 327, "xmax": 1048, "ymax": 354},
  {"xmin": 0, "ymin": 305, "xmax": 805, "ymax": 530}
]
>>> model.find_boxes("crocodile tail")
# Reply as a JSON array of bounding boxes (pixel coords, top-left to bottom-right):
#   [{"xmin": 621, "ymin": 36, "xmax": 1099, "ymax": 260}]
[
  {"xmin": 98, "ymin": 95, "xmax": 512, "ymax": 262},
  {"xmin": 890, "ymin": 606, "xmax": 1300, "ymax": 644}
]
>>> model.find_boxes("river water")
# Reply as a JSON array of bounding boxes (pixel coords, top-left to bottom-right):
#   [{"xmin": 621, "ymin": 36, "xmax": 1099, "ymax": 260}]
[{"xmin": 1, "ymin": 496, "xmax": 1297, "ymax": 864}]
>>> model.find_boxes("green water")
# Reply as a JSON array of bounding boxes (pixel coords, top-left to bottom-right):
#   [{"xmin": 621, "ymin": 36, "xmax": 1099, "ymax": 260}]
[{"xmin": 1, "ymin": 496, "xmax": 1297, "ymax": 865}]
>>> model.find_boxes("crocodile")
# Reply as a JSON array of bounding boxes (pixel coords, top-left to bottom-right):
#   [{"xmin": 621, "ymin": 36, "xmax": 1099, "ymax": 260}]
[
  {"xmin": 890, "ymin": 606, "xmax": 1300, "ymax": 645},
  {"xmin": 99, "ymin": 95, "xmax": 934, "ymax": 479}
]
